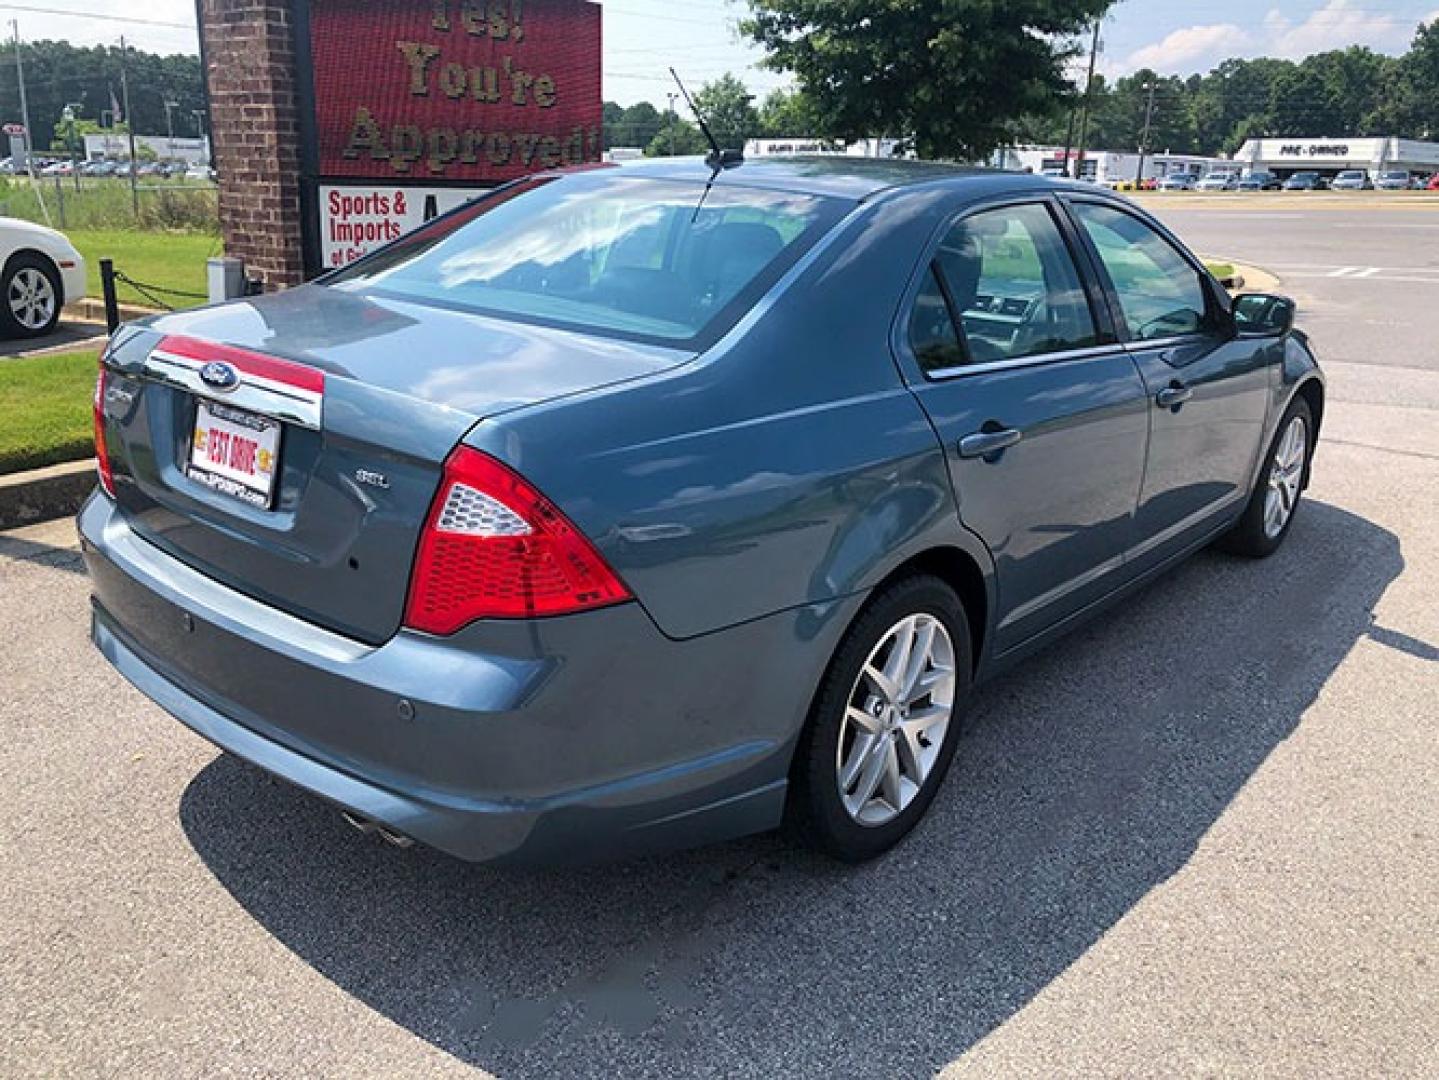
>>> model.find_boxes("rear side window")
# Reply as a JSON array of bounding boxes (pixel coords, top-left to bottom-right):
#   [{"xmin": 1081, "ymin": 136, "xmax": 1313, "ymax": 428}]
[
  {"xmin": 1071, "ymin": 202, "xmax": 1210, "ymax": 342},
  {"xmin": 908, "ymin": 202, "xmax": 1098, "ymax": 372},
  {"xmin": 325, "ymin": 174, "xmax": 844, "ymax": 348}
]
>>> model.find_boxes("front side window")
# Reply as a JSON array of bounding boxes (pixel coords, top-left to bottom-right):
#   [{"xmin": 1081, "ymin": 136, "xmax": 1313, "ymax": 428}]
[
  {"xmin": 1071, "ymin": 202, "xmax": 1211, "ymax": 342},
  {"xmin": 325, "ymin": 174, "xmax": 844, "ymax": 348},
  {"xmin": 909, "ymin": 202, "xmax": 1097, "ymax": 371}
]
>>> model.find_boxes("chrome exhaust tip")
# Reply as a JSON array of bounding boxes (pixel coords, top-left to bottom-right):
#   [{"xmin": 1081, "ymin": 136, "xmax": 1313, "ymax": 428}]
[
  {"xmin": 341, "ymin": 810, "xmax": 414, "ymax": 849},
  {"xmin": 341, "ymin": 809, "xmax": 377, "ymax": 835}
]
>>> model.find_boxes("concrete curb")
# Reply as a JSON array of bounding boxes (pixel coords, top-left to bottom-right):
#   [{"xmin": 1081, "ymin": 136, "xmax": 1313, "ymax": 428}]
[
  {"xmin": 64, "ymin": 298, "xmax": 164, "ymax": 326},
  {"xmin": 0, "ymin": 459, "xmax": 95, "ymax": 531}
]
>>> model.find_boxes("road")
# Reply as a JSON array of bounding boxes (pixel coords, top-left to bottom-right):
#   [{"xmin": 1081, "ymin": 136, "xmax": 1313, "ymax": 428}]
[{"xmin": 2, "ymin": 197, "xmax": 1436, "ymax": 1078}]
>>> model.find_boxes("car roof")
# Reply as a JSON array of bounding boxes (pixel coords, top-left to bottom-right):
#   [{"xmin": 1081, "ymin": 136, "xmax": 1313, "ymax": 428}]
[{"xmin": 599, "ymin": 154, "xmax": 1060, "ymax": 201}]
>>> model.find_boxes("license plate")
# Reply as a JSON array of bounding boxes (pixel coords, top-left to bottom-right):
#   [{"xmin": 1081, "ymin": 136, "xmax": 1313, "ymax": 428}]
[{"xmin": 187, "ymin": 400, "xmax": 282, "ymax": 509}]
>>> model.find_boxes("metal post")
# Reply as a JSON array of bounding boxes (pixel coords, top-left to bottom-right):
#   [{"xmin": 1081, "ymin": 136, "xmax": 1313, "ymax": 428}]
[
  {"xmin": 1074, "ymin": 20, "xmax": 1101, "ymax": 182},
  {"xmin": 54, "ymin": 171, "xmax": 65, "ymax": 228},
  {"xmin": 99, "ymin": 259, "xmax": 120, "ymax": 332},
  {"xmin": 1135, "ymin": 80, "xmax": 1156, "ymax": 185},
  {"xmin": 119, "ymin": 35, "xmax": 139, "ymax": 218}
]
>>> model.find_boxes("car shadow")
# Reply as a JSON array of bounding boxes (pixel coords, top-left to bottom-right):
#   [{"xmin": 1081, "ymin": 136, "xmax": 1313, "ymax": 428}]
[{"xmin": 178, "ymin": 499, "xmax": 1403, "ymax": 1079}]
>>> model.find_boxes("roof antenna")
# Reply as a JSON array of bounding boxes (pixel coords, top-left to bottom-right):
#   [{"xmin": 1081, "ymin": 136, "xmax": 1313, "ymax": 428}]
[{"xmin": 670, "ymin": 67, "xmax": 744, "ymax": 171}]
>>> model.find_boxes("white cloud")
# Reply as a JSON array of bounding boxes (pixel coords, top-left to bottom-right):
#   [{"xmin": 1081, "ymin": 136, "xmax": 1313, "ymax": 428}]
[
  {"xmin": 1115, "ymin": 0, "xmax": 1431, "ymax": 76},
  {"xmin": 1263, "ymin": 0, "xmax": 1410, "ymax": 59},
  {"xmin": 1124, "ymin": 24, "xmax": 1253, "ymax": 74}
]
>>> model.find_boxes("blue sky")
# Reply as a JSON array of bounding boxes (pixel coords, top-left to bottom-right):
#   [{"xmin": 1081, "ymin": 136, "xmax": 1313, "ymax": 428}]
[{"xmin": 18, "ymin": 0, "xmax": 1439, "ymax": 105}]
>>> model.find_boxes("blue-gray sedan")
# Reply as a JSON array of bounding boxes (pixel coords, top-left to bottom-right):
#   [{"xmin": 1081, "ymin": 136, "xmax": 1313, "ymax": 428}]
[{"xmin": 81, "ymin": 158, "xmax": 1323, "ymax": 864}]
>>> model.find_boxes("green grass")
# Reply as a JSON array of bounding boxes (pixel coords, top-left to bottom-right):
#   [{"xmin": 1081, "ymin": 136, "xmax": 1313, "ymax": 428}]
[
  {"xmin": 0, "ymin": 348, "xmax": 101, "ymax": 474},
  {"xmin": 68, "ymin": 229, "xmax": 219, "ymax": 308}
]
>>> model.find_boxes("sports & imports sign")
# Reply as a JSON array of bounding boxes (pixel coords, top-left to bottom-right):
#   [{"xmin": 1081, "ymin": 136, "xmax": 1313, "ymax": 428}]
[{"xmin": 301, "ymin": 0, "xmax": 601, "ymax": 270}]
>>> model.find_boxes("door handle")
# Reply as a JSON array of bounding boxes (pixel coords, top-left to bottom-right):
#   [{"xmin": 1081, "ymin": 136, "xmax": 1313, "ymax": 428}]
[
  {"xmin": 958, "ymin": 427, "xmax": 1023, "ymax": 459},
  {"xmin": 1156, "ymin": 384, "xmax": 1193, "ymax": 409}
]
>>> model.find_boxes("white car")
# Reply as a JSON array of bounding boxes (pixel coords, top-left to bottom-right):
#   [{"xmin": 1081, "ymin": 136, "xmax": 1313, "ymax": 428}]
[
  {"xmin": 1157, "ymin": 173, "xmax": 1198, "ymax": 191},
  {"xmin": 1196, "ymin": 172, "xmax": 1239, "ymax": 191},
  {"xmin": 0, "ymin": 217, "xmax": 86, "ymax": 337}
]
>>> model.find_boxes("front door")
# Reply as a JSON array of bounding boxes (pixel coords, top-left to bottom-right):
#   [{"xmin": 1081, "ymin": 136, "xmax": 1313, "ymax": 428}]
[
  {"xmin": 1065, "ymin": 200, "xmax": 1272, "ymax": 571},
  {"xmin": 903, "ymin": 199, "xmax": 1150, "ymax": 655}
]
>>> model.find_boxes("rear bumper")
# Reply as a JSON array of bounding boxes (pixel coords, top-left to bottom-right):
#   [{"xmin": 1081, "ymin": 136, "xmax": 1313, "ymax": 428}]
[
  {"xmin": 79, "ymin": 494, "xmax": 853, "ymax": 863},
  {"xmin": 59, "ymin": 259, "xmax": 86, "ymax": 308}
]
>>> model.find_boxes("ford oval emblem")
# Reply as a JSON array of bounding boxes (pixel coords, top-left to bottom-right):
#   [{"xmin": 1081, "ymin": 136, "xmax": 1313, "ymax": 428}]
[{"xmin": 199, "ymin": 361, "xmax": 240, "ymax": 392}]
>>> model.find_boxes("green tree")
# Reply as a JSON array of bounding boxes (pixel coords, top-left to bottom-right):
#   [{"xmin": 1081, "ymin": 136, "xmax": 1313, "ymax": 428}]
[
  {"xmin": 741, "ymin": 0, "xmax": 1114, "ymax": 160},
  {"xmin": 645, "ymin": 120, "xmax": 710, "ymax": 157},
  {"xmin": 692, "ymin": 73, "xmax": 760, "ymax": 149},
  {"xmin": 0, "ymin": 40, "xmax": 203, "ymax": 149},
  {"xmin": 611, "ymin": 102, "xmax": 665, "ymax": 148},
  {"xmin": 1377, "ymin": 20, "xmax": 1439, "ymax": 138},
  {"xmin": 758, "ymin": 87, "xmax": 822, "ymax": 138}
]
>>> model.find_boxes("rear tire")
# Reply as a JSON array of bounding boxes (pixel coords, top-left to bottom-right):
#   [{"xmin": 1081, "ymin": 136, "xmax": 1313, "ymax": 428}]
[
  {"xmin": 1220, "ymin": 397, "xmax": 1313, "ymax": 558},
  {"xmin": 0, "ymin": 252, "xmax": 62, "ymax": 338},
  {"xmin": 787, "ymin": 575, "xmax": 973, "ymax": 862}
]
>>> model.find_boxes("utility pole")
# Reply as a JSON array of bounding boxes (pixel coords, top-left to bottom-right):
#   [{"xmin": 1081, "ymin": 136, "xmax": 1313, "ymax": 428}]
[
  {"xmin": 164, "ymin": 99, "xmax": 177, "ymax": 160},
  {"xmin": 119, "ymin": 36, "xmax": 139, "ymax": 217},
  {"xmin": 666, "ymin": 91, "xmax": 678, "ymax": 156},
  {"xmin": 1074, "ymin": 19, "xmax": 1101, "ymax": 182},
  {"xmin": 1135, "ymin": 80, "xmax": 1156, "ymax": 185},
  {"xmin": 10, "ymin": 19, "xmax": 49, "ymax": 224}
]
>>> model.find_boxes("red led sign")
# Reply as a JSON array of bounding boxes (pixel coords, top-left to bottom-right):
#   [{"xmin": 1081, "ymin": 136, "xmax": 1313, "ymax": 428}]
[{"xmin": 309, "ymin": 0, "xmax": 603, "ymax": 183}]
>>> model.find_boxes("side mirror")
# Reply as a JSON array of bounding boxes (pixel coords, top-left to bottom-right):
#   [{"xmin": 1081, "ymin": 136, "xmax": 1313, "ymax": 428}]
[{"xmin": 1233, "ymin": 293, "xmax": 1295, "ymax": 338}]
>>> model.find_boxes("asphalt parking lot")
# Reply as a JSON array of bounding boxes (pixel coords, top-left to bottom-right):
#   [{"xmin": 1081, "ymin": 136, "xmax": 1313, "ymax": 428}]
[{"xmin": 2, "ymin": 194, "xmax": 1436, "ymax": 1078}]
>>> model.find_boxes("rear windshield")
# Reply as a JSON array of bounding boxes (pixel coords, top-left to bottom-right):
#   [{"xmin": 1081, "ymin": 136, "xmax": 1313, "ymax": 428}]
[
  {"xmin": 1338, "ymin": 171, "xmax": 1365, "ymax": 179},
  {"xmin": 1380, "ymin": 171, "xmax": 1408, "ymax": 179},
  {"xmin": 324, "ymin": 173, "xmax": 846, "ymax": 348}
]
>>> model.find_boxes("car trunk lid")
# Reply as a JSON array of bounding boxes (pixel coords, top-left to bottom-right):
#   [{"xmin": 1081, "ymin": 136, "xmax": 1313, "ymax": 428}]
[{"xmin": 100, "ymin": 286, "xmax": 690, "ymax": 644}]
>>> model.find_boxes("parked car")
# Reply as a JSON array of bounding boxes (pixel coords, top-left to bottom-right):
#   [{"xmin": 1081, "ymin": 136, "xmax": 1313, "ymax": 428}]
[
  {"xmin": 0, "ymin": 217, "xmax": 86, "ymax": 337},
  {"xmin": 1157, "ymin": 172, "xmax": 1198, "ymax": 191},
  {"xmin": 1427, "ymin": 173, "xmax": 1439, "ymax": 191},
  {"xmin": 1330, "ymin": 170, "xmax": 1372, "ymax": 191},
  {"xmin": 1373, "ymin": 170, "xmax": 1412, "ymax": 191},
  {"xmin": 1196, "ymin": 172, "xmax": 1239, "ymax": 191},
  {"xmin": 183, "ymin": 164, "xmax": 215, "ymax": 182},
  {"xmin": 1237, "ymin": 170, "xmax": 1281, "ymax": 191},
  {"xmin": 81, "ymin": 160, "xmax": 1324, "ymax": 865},
  {"xmin": 1283, "ymin": 171, "xmax": 1326, "ymax": 190}
]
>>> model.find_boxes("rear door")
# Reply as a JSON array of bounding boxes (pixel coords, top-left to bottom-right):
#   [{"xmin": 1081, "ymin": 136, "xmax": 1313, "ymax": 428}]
[
  {"xmin": 899, "ymin": 197, "xmax": 1150, "ymax": 655},
  {"xmin": 1063, "ymin": 198, "xmax": 1271, "ymax": 573}
]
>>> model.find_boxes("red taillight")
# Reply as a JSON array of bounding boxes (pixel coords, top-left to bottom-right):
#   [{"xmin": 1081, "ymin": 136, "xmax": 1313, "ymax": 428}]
[
  {"xmin": 403, "ymin": 448, "xmax": 631, "ymax": 634},
  {"xmin": 93, "ymin": 363, "xmax": 115, "ymax": 498}
]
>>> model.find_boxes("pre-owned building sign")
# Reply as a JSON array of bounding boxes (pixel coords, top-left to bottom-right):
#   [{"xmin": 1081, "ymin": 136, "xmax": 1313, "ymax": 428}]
[{"xmin": 304, "ymin": 0, "xmax": 602, "ymax": 270}]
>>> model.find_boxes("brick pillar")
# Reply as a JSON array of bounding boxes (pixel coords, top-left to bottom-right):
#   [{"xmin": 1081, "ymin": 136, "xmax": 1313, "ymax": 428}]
[{"xmin": 199, "ymin": 0, "xmax": 305, "ymax": 289}]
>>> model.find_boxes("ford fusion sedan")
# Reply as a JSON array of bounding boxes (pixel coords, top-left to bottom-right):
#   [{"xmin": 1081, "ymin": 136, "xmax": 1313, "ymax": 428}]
[{"xmin": 81, "ymin": 159, "xmax": 1323, "ymax": 865}]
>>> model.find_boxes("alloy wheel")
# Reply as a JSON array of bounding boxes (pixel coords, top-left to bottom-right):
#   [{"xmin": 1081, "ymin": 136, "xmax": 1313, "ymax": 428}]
[
  {"xmin": 9, "ymin": 267, "xmax": 56, "ymax": 331},
  {"xmin": 1263, "ymin": 415, "xmax": 1308, "ymax": 539},
  {"xmin": 836, "ymin": 613, "xmax": 956, "ymax": 827}
]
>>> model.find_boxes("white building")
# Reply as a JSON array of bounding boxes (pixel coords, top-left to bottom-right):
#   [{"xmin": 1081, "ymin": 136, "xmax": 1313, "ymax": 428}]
[
  {"xmin": 994, "ymin": 145, "xmax": 1229, "ymax": 184},
  {"xmin": 744, "ymin": 137, "xmax": 910, "ymax": 159},
  {"xmin": 82, "ymin": 133, "xmax": 211, "ymax": 164},
  {"xmin": 1233, "ymin": 136, "xmax": 1439, "ymax": 178}
]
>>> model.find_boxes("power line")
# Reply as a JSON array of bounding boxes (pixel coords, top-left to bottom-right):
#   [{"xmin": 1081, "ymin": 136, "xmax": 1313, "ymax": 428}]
[{"xmin": 0, "ymin": 4, "xmax": 191, "ymax": 29}]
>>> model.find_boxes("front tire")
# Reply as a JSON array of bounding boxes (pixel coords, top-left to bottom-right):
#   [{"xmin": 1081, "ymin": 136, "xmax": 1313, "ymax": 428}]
[
  {"xmin": 788, "ymin": 575, "xmax": 973, "ymax": 862},
  {"xmin": 0, "ymin": 253, "xmax": 63, "ymax": 338},
  {"xmin": 1221, "ymin": 397, "xmax": 1313, "ymax": 557}
]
